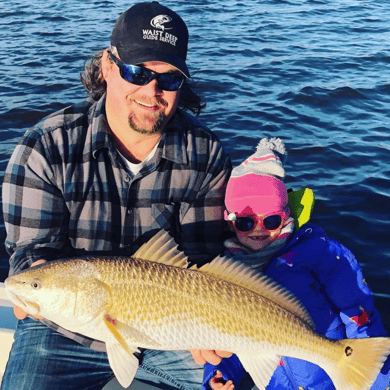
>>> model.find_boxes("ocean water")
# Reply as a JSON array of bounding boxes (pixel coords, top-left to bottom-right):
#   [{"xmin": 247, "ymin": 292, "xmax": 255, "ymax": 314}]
[{"xmin": 0, "ymin": 0, "xmax": 389, "ymax": 331}]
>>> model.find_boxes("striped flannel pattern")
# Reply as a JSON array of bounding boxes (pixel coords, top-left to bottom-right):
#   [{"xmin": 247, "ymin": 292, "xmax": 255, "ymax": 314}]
[{"xmin": 2, "ymin": 94, "xmax": 231, "ymax": 349}]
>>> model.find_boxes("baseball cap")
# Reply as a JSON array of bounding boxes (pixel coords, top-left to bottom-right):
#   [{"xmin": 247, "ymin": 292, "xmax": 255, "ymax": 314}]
[{"xmin": 111, "ymin": 1, "xmax": 190, "ymax": 77}]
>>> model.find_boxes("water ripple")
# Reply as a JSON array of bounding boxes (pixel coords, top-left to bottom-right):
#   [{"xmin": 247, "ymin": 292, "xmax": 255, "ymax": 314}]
[{"xmin": 0, "ymin": 0, "xmax": 389, "ymax": 330}]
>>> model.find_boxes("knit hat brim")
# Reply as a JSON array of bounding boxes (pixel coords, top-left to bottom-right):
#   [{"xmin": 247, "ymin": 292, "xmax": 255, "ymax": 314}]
[{"xmin": 225, "ymin": 174, "xmax": 288, "ymax": 216}]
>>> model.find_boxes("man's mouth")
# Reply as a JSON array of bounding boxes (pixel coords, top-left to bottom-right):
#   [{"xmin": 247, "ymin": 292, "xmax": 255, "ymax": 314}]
[{"xmin": 135, "ymin": 100, "xmax": 159, "ymax": 110}]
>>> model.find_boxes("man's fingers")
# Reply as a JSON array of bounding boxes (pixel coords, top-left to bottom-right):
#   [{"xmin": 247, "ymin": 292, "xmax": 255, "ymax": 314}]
[
  {"xmin": 189, "ymin": 349, "xmax": 207, "ymax": 365},
  {"xmin": 189, "ymin": 349, "xmax": 222, "ymax": 365},
  {"xmin": 31, "ymin": 259, "xmax": 47, "ymax": 267},
  {"xmin": 13, "ymin": 303, "xmax": 44, "ymax": 320},
  {"xmin": 215, "ymin": 350, "xmax": 233, "ymax": 359},
  {"xmin": 14, "ymin": 305, "xmax": 28, "ymax": 320},
  {"xmin": 204, "ymin": 350, "xmax": 223, "ymax": 365},
  {"xmin": 190, "ymin": 349, "xmax": 233, "ymax": 365}
]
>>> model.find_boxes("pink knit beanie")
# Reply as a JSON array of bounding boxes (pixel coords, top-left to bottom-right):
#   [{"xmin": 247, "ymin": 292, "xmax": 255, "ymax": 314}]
[{"xmin": 225, "ymin": 138, "xmax": 288, "ymax": 217}]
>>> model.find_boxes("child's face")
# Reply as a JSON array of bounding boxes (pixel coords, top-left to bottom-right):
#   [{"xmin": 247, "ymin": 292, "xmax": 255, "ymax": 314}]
[{"xmin": 230, "ymin": 213, "xmax": 285, "ymax": 252}]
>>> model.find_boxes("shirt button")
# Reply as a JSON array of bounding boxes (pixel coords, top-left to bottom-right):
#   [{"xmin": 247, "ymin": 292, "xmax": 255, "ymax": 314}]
[
  {"xmin": 127, "ymin": 209, "xmax": 132, "ymax": 215},
  {"xmin": 124, "ymin": 175, "xmax": 130, "ymax": 182}
]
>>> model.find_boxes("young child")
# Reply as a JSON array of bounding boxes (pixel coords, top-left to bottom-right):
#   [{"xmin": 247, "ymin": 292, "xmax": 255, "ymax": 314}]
[{"xmin": 203, "ymin": 139, "xmax": 390, "ymax": 390}]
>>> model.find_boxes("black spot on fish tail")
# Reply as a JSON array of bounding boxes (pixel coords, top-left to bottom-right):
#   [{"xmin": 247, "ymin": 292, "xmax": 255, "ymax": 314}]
[{"xmin": 345, "ymin": 346, "xmax": 353, "ymax": 356}]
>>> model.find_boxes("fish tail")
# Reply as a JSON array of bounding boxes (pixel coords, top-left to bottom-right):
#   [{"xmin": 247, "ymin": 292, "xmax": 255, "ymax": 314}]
[{"xmin": 327, "ymin": 337, "xmax": 390, "ymax": 390}]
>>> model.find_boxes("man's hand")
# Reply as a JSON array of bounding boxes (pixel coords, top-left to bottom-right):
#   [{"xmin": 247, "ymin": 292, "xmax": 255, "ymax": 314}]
[
  {"xmin": 13, "ymin": 259, "xmax": 47, "ymax": 320},
  {"xmin": 189, "ymin": 349, "xmax": 233, "ymax": 366}
]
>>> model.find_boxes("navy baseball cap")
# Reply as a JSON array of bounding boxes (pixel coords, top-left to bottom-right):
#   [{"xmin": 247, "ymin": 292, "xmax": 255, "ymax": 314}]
[{"xmin": 111, "ymin": 1, "xmax": 190, "ymax": 77}]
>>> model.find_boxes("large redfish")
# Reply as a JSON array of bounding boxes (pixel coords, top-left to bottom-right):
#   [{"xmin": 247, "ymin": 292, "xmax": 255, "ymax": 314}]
[{"xmin": 5, "ymin": 230, "xmax": 390, "ymax": 389}]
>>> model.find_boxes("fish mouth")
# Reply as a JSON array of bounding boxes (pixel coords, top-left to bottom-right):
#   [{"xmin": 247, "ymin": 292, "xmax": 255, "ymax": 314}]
[
  {"xmin": 6, "ymin": 290, "xmax": 40, "ymax": 315},
  {"xmin": 6, "ymin": 290, "xmax": 28, "ymax": 310}
]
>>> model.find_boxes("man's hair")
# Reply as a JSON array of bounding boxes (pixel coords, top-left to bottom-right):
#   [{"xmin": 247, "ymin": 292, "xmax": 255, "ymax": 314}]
[{"xmin": 80, "ymin": 48, "xmax": 206, "ymax": 116}]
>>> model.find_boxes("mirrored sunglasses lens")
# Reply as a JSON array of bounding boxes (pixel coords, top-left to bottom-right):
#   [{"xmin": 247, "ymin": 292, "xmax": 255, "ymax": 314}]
[
  {"xmin": 263, "ymin": 215, "xmax": 282, "ymax": 230},
  {"xmin": 158, "ymin": 74, "xmax": 183, "ymax": 91},
  {"xmin": 122, "ymin": 65, "xmax": 151, "ymax": 85},
  {"xmin": 235, "ymin": 217, "xmax": 255, "ymax": 232}
]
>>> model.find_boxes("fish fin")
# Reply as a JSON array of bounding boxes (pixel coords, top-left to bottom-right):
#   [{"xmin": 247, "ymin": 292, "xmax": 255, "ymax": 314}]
[
  {"xmin": 103, "ymin": 316, "xmax": 136, "ymax": 355},
  {"xmin": 136, "ymin": 231, "xmax": 313, "ymax": 328},
  {"xmin": 324, "ymin": 338, "xmax": 390, "ymax": 390},
  {"xmin": 199, "ymin": 255, "xmax": 314, "ymax": 329},
  {"xmin": 133, "ymin": 230, "xmax": 189, "ymax": 268},
  {"xmin": 237, "ymin": 353, "xmax": 280, "ymax": 389},
  {"xmin": 106, "ymin": 341, "xmax": 139, "ymax": 388},
  {"xmin": 104, "ymin": 315, "xmax": 162, "ymax": 349}
]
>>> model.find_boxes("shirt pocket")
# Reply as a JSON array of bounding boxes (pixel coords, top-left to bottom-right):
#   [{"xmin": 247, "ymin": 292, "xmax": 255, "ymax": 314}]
[{"xmin": 151, "ymin": 203, "xmax": 178, "ymax": 232}]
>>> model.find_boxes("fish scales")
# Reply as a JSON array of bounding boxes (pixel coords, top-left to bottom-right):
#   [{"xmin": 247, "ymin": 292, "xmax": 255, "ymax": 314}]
[
  {"xmin": 90, "ymin": 256, "xmax": 337, "ymax": 360},
  {"xmin": 5, "ymin": 230, "xmax": 390, "ymax": 390}
]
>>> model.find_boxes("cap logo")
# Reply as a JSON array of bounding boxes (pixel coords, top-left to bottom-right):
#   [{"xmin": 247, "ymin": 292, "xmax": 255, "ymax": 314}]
[
  {"xmin": 150, "ymin": 15, "xmax": 172, "ymax": 31},
  {"xmin": 143, "ymin": 14, "xmax": 178, "ymax": 47}
]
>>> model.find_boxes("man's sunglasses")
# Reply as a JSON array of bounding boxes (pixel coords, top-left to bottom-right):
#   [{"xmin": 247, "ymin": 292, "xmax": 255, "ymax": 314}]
[
  {"xmin": 108, "ymin": 51, "xmax": 185, "ymax": 92},
  {"xmin": 230, "ymin": 211, "xmax": 288, "ymax": 233}
]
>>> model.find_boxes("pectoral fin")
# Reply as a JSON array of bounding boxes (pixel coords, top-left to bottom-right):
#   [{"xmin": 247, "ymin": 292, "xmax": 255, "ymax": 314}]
[
  {"xmin": 103, "ymin": 316, "xmax": 136, "ymax": 355},
  {"xmin": 103, "ymin": 315, "xmax": 162, "ymax": 349},
  {"xmin": 106, "ymin": 341, "xmax": 139, "ymax": 388},
  {"xmin": 237, "ymin": 353, "xmax": 280, "ymax": 389},
  {"xmin": 103, "ymin": 316, "xmax": 143, "ymax": 387}
]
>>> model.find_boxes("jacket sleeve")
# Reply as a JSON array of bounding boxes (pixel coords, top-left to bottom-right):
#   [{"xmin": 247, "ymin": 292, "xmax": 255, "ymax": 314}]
[
  {"xmin": 314, "ymin": 237, "xmax": 387, "ymax": 338},
  {"xmin": 2, "ymin": 128, "xmax": 72, "ymax": 275},
  {"xmin": 313, "ymin": 237, "xmax": 390, "ymax": 388}
]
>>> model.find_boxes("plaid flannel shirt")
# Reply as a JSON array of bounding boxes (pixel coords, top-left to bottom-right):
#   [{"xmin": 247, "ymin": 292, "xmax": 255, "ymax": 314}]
[{"xmin": 2, "ymin": 94, "xmax": 231, "ymax": 350}]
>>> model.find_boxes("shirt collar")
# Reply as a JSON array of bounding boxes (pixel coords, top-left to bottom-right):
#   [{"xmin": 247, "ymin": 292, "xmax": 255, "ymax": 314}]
[{"xmin": 159, "ymin": 112, "xmax": 188, "ymax": 165}]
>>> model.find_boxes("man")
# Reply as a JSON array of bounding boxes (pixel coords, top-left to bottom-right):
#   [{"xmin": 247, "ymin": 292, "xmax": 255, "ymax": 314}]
[{"xmin": 1, "ymin": 2, "xmax": 232, "ymax": 389}]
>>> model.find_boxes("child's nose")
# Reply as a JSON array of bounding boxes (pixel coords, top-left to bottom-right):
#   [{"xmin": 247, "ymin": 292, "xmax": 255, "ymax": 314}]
[{"xmin": 252, "ymin": 220, "xmax": 266, "ymax": 233}]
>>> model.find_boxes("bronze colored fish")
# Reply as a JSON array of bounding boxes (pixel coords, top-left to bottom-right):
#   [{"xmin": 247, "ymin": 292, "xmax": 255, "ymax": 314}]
[{"xmin": 5, "ymin": 230, "xmax": 390, "ymax": 389}]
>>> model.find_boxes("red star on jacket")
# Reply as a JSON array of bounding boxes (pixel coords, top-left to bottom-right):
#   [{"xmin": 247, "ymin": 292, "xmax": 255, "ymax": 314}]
[{"xmin": 350, "ymin": 308, "xmax": 371, "ymax": 327}]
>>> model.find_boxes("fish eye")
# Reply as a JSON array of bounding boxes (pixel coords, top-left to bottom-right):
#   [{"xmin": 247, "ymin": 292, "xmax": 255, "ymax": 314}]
[{"xmin": 30, "ymin": 280, "xmax": 42, "ymax": 290}]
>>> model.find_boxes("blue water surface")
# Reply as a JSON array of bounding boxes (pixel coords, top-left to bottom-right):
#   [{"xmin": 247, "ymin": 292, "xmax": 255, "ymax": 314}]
[{"xmin": 0, "ymin": 0, "xmax": 389, "ymax": 330}]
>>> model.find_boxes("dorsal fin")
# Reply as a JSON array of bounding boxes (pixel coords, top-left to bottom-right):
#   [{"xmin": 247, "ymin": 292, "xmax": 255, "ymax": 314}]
[
  {"xmin": 133, "ymin": 230, "xmax": 189, "ymax": 269},
  {"xmin": 134, "ymin": 230, "xmax": 314, "ymax": 329},
  {"xmin": 197, "ymin": 255, "xmax": 315, "ymax": 328}
]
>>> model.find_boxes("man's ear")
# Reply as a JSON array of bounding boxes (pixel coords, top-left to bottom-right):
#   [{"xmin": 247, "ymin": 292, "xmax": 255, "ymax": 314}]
[{"xmin": 101, "ymin": 50, "xmax": 111, "ymax": 81}]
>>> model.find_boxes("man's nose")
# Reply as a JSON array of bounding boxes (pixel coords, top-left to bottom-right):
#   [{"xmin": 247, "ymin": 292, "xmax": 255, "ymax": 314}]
[{"xmin": 141, "ymin": 78, "xmax": 162, "ymax": 94}]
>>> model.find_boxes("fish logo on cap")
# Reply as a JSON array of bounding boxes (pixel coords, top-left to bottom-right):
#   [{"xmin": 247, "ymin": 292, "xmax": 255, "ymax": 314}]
[{"xmin": 151, "ymin": 15, "xmax": 172, "ymax": 31}]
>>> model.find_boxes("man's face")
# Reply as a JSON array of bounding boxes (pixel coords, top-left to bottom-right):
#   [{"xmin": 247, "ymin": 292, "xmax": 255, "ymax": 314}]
[{"xmin": 102, "ymin": 51, "xmax": 180, "ymax": 136}]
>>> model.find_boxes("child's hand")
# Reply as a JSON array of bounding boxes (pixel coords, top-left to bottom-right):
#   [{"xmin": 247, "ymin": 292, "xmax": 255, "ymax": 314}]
[{"xmin": 209, "ymin": 370, "xmax": 235, "ymax": 390}]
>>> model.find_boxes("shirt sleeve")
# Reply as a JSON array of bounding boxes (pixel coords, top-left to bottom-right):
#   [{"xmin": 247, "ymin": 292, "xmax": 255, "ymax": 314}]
[
  {"xmin": 2, "ymin": 128, "xmax": 72, "ymax": 275},
  {"xmin": 314, "ymin": 237, "xmax": 387, "ymax": 338}
]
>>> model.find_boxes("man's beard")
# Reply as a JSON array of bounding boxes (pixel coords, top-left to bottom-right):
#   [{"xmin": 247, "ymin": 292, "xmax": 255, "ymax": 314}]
[
  {"xmin": 128, "ymin": 112, "xmax": 167, "ymax": 135},
  {"xmin": 128, "ymin": 95, "xmax": 170, "ymax": 135}
]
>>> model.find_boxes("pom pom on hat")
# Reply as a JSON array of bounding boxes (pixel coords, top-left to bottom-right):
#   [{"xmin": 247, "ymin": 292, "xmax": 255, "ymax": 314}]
[
  {"xmin": 230, "ymin": 137, "xmax": 287, "ymax": 180},
  {"xmin": 225, "ymin": 138, "xmax": 288, "ymax": 217}
]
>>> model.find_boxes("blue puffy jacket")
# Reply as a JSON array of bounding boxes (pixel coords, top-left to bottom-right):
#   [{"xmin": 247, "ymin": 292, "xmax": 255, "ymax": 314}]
[{"xmin": 203, "ymin": 224, "xmax": 390, "ymax": 390}]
